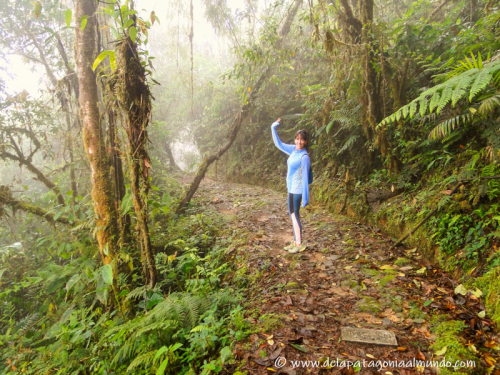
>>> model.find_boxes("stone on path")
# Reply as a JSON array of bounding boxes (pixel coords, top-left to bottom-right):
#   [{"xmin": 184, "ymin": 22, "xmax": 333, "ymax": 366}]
[{"xmin": 341, "ymin": 327, "xmax": 398, "ymax": 346}]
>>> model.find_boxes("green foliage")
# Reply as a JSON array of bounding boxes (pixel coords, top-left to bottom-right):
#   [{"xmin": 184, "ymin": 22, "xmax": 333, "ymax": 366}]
[
  {"xmin": 0, "ymin": 197, "xmax": 247, "ymax": 374},
  {"xmin": 380, "ymin": 57, "xmax": 500, "ymax": 141}
]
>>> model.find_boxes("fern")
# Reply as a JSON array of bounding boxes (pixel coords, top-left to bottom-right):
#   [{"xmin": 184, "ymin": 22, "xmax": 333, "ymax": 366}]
[
  {"xmin": 127, "ymin": 350, "xmax": 156, "ymax": 372},
  {"xmin": 451, "ymin": 74, "xmax": 473, "ymax": 107},
  {"xmin": 337, "ymin": 135, "xmax": 358, "ymax": 155},
  {"xmin": 101, "ymin": 292, "xmax": 212, "ymax": 368},
  {"xmin": 478, "ymin": 95, "xmax": 500, "ymax": 116},
  {"xmin": 429, "ymin": 91, "xmax": 441, "ymax": 113},
  {"xmin": 436, "ymin": 85, "xmax": 453, "ymax": 114},
  {"xmin": 469, "ymin": 68, "xmax": 493, "ymax": 102},
  {"xmin": 428, "ymin": 113, "xmax": 473, "ymax": 139},
  {"xmin": 379, "ymin": 57, "xmax": 500, "ymax": 127}
]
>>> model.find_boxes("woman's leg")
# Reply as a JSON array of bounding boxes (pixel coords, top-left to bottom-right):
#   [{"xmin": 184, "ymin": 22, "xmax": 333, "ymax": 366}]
[{"xmin": 288, "ymin": 193, "xmax": 303, "ymax": 245}]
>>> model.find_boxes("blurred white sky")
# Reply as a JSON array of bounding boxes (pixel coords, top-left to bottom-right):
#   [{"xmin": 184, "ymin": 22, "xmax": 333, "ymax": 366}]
[{"xmin": 0, "ymin": 0, "xmax": 258, "ymax": 97}]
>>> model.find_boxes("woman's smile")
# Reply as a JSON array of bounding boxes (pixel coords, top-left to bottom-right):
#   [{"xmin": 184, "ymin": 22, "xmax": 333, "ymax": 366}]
[{"xmin": 295, "ymin": 135, "xmax": 307, "ymax": 150}]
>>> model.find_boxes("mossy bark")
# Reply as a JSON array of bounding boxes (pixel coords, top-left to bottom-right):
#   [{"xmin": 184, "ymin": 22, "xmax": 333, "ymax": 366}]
[
  {"xmin": 116, "ymin": 36, "xmax": 157, "ymax": 288},
  {"xmin": 0, "ymin": 186, "xmax": 73, "ymax": 225},
  {"xmin": 75, "ymin": 0, "xmax": 120, "ymax": 294}
]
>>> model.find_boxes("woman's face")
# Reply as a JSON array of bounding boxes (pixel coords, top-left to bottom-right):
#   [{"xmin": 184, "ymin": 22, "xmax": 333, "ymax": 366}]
[{"xmin": 295, "ymin": 134, "xmax": 307, "ymax": 150}]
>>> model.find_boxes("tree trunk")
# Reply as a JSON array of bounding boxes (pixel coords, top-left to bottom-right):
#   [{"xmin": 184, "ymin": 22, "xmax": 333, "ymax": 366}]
[
  {"xmin": 108, "ymin": 110, "xmax": 131, "ymax": 241},
  {"xmin": 117, "ymin": 36, "xmax": 157, "ymax": 288},
  {"xmin": 165, "ymin": 142, "xmax": 182, "ymax": 172},
  {"xmin": 360, "ymin": 0, "xmax": 378, "ymax": 140},
  {"xmin": 75, "ymin": 0, "xmax": 120, "ymax": 292},
  {"xmin": 175, "ymin": 0, "xmax": 303, "ymax": 214}
]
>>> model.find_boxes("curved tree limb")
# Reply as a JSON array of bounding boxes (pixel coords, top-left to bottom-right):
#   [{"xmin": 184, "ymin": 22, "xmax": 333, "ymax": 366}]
[
  {"xmin": 175, "ymin": 0, "xmax": 303, "ymax": 214},
  {"xmin": 0, "ymin": 186, "xmax": 73, "ymax": 225},
  {"xmin": 1, "ymin": 151, "xmax": 65, "ymax": 205}
]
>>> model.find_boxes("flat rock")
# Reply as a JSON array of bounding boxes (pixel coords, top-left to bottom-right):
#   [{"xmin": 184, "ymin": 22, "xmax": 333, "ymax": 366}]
[{"xmin": 341, "ymin": 327, "xmax": 398, "ymax": 346}]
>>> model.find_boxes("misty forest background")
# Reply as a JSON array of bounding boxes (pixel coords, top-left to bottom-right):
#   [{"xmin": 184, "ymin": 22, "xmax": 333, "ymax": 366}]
[{"xmin": 1, "ymin": 0, "xmax": 500, "ymax": 373}]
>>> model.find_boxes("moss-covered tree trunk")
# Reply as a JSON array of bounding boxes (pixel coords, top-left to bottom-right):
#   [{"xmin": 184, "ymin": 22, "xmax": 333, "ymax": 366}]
[
  {"xmin": 117, "ymin": 37, "xmax": 157, "ymax": 288},
  {"xmin": 75, "ymin": 0, "xmax": 120, "ymax": 292},
  {"xmin": 360, "ymin": 0, "xmax": 378, "ymax": 142}
]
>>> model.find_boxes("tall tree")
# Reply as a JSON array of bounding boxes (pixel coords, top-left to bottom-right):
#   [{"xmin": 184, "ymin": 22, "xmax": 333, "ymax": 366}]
[{"xmin": 75, "ymin": 0, "xmax": 120, "ymax": 294}]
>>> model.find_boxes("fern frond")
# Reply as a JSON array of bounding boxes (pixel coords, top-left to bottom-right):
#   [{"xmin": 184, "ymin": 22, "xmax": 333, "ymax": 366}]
[
  {"xmin": 419, "ymin": 97, "xmax": 429, "ymax": 117},
  {"xmin": 451, "ymin": 74, "xmax": 473, "ymax": 107},
  {"xmin": 429, "ymin": 91, "xmax": 441, "ymax": 113},
  {"xmin": 379, "ymin": 59, "xmax": 500, "ymax": 127},
  {"xmin": 337, "ymin": 135, "xmax": 358, "ymax": 155},
  {"xmin": 428, "ymin": 113, "xmax": 473, "ymax": 139},
  {"xmin": 438, "ymin": 195, "xmax": 451, "ymax": 210},
  {"xmin": 409, "ymin": 100, "xmax": 418, "ymax": 118},
  {"xmin": 436, "ymin": 85, "xmax": 453, "ymax": 114},
  {"xmin": 469, "ymin": 68, "xmax": 493, "ymax": 102},
  {"xmin": 127, "ymin": 350, "xmax": 156, "ymax": 372},
  {"xmin": 478, "ymin": 95, "xmax": 500, "ymax": 116},
  {"xmin": 125, "ymin": 285, "xmax": 149, "ymax": 301}
]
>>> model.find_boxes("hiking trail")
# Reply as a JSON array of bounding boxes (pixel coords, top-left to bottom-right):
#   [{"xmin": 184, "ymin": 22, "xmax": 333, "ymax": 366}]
[{"xmin": 191, "ymin": 179, "xmax": 498, "ymax": 375}]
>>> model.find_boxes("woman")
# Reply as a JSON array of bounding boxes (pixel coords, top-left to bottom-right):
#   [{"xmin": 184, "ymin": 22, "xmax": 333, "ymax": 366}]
[{"xmin": 271, "ymin": 118, "xmax": 311, "ymax": 253}]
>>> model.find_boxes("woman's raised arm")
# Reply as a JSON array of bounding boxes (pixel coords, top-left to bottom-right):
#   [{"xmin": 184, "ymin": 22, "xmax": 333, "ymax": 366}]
[{"xmin": 271, "ymin": 118, "xmax": 295, "ymax": 155}]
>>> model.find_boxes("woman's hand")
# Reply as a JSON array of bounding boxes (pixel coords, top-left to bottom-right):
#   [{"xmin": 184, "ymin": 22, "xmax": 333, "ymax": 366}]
[{"xmin": 275, "ymin": 118, "xmax": 281, "ymax": 123}]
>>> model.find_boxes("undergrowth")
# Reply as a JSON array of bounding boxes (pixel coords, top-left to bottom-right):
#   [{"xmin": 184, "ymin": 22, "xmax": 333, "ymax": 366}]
[{"xmin": 0, "ymin": 201, "xmax": 251, "ymax": 374}]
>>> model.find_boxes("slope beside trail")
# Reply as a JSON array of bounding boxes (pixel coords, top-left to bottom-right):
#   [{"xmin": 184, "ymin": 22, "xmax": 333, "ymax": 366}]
[{"xmin": 191, "ymin": 178, "xmax": 498, "ymax": 375}]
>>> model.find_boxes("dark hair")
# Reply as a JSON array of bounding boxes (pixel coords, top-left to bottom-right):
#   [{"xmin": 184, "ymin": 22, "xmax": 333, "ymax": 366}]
[{"xmin": 295, "ymin": 129, "xmax": 310, "ymax": 152}]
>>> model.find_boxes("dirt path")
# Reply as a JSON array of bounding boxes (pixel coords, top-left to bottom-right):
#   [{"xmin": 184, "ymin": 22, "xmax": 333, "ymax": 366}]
[{"xmin": 194, "ymin": 179, "xmax": 498, "ymax": 375}]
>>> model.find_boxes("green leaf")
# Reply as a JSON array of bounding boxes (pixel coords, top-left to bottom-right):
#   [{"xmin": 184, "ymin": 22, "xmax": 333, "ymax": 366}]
[
  {"xmin": 109, "ymin": 52, "xmax": 117, "ymax": 71},
  {"xmin": 123, "ymin": 19, "xmax": 134, "ymax": 29},
  {"xmin": 0, "ymin": 268, "xmax": 6, "ymax": 280},
  {"xmin": 129, "ymin": 26, "xmax": 137, "ymax": 42},
  {"xmin": 101, "ymin": 264, "xmax": 113, "ymax": 285},
  {"xmin": 477, "ymin": 310, "xmax": 486, "ymax": 318},
  {"xmin": 121, "ymin": 192, "xmax": 133, "ymax": 215},
  {"xmin": 326, "ymin": 119, "xmax": 334, "ymax": 134},
  {"xmin": 220, "ymin": 346, "xmax": 232, "ymax": 364},
  {"xmin": 156, "ymin": 358, "xmax": 169, "ymax": 375},
  {"xmin": 289, "ymin": 343, "xmax": 309, "ymax": 352},
  {"xmin": 436, "ymin": 85, "xmax": 453, "ymax": 114},
  {"xmin": 80, "ymin": 15, "xmax": 88, "ymax": 31},
  {"xmin": 66, "ymin": 274, "xmax": 80, "ymax": 291},
  {"xmin": 419, "ymin": 97, "xmax": 429, "ymax": 117},
  {"xmin": 92, "ymin": 50, "xmax": 115, "ymax": 71},
  {"xmin": 423, "ymin": 299, "xmax": 433, "ymax": 306},
  {"xmin": 65, "ymin": 9, "xmax": 72, "ymax": 28},
  {"xmin": 469, "ymin": 69, "xmax": 492, "ymax": 102},
  {"xmin": 451, "ymin": 74, "xmax": 472, "ymax": 107},
  {"xmin": 154, "ymin": 346, "xmax": 169, "ymax": 363},
  {"xmin": 53, "ymin": 210, "xmax": 63, "ymax": 221},
  {"xmin": 170, "ymin": 343, "xmax": 182, "ymax": 352}
]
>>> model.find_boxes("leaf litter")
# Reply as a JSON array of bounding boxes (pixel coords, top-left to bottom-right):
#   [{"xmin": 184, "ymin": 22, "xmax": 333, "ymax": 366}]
[{"xmin": 195, "ymin": 179, "xmax": 500, "ymax": 374}]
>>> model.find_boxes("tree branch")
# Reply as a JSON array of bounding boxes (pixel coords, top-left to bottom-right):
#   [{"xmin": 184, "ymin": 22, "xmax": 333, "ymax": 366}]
[
  {"xmin": 0, "ymin": 186, "xmax": 72, "ymax": 225},
  {"xmin": 1, "ymin": 151, "xmax": 65, "ymax": 205}
]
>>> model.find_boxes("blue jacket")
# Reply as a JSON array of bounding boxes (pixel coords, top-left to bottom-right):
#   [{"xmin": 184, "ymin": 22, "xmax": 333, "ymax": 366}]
[{"xmin": 271, "ymin": 122, "xmax": 310, "ymax": 207}]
